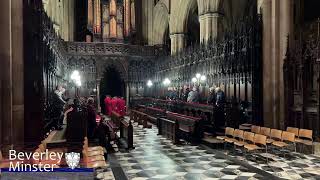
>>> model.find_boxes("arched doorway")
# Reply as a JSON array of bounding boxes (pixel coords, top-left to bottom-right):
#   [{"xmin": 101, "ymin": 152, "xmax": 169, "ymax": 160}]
[{"xmin": 99, "ymin": 65, "xmax": 125, "ymax": 114}]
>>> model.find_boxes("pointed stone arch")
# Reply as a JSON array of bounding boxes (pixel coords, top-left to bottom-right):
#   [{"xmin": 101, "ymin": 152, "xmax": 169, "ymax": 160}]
[
  {"xmin": 153, "ymin": 0, "xmax": 170, "ymax": 45},
  {"xmin": 96, "ymin": 57, "xmax": 128, "ymax": 82}
]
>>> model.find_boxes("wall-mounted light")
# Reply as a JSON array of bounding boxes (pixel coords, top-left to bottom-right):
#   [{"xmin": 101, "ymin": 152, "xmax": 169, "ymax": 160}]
[
  {"xmin": 196, "ymin": 73, "xmax": 201, "ymax": 79},
  {"xmin": 163, "ymin": 78, "xmax": 171, "ymax": 86},
  {"xmin": 147, "ymin": 80, "xmax": 153, "ymax": 87},
  {"xmin": 71, "ymin": 70, "xmax": 81, "ymax": 87},
  {"xmin": 200, "ymin": 75, "xmax": 206, "ymax": 81},
  {"xmin": 192, "ymin": 73, "xmax": 206, "ymax": 84}
]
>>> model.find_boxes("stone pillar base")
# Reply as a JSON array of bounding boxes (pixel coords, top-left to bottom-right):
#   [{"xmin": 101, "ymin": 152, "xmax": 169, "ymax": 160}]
[
  {"xmin": 170, "ymin": 33, "xmax": 186, "ymax": 55},
  {"xmin": 199, "ymin": 13, "xmax": 222, "ymax": 43}
]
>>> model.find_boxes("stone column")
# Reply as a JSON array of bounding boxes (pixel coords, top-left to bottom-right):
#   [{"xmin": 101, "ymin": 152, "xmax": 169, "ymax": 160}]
[
  {"xmin": 88, "ymin": 0, "xmax": 94, "ymax": 30},
  {"xmin": 199, "ymin": 13, "xmax": 222, "ymax": 43},
  {"xmin": 258, "ymin": 0, "xmax": 293, "ymax": 129},
  {"xmin": 170, "ymin": 33, "xmax": 186, "ymax": 55},
  {"xmin": 124, "ymin": 0, "xmax": 131, "ymax": 37},
  {"xmin": 94, "ymin": 0, "xmax": 101, "ymax": 34},
  {"xmin": 0, "ymin": 0, "xmax": 24, "ymax": 149},
  {"xmin": 68, "ymin": 0, "xmax": 74, "ymax": 41},
  {"xmin": 62, "ymin": 0, "xmax": 68, "ymax": 40},
  {"xmin": 51, "ymin": 0, "xmax": 56, "ymax": 23},
  {"xmin": 102, "ymin": 3, "xmax": 110, "ymax": 41},
  {"xmin": 197, "ymin": 0, "xmax": 223, "ymax": 43},
  {"xmin": 278, "ymin": 0, "xmax": 293, "ymax": 129},
  {"xmin": 258, "ymin": 0, "xmax": 273, "ymax": 128},
  {"xmin": 46, "ymin": 0, "xmax": 52, "ymax": 18},
  {"xmin": 131, "ymin": 0, "xmax": 136, "ymax": 32}
]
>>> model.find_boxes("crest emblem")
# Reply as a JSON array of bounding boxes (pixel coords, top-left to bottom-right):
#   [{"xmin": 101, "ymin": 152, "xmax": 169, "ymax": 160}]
[{"xmin": 65, "ymin": 152, "xmax": 80, "ymax": 169}]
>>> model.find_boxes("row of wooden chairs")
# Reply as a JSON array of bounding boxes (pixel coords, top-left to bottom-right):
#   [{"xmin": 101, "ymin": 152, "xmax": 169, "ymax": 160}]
[
  {"xmin": 251, "ymin": 125, "xmax": 313, "ymax": 153},
  {"xmin": 218, "ymin": 127, "xmax": 297, "ymax": 157},
  {"xmin": 217, "ymin": 128, "xmax": 267, "ymax": 153},
  {"xmin": 82, "ymin": 137, "xmax": 107, "ymax": 168}
]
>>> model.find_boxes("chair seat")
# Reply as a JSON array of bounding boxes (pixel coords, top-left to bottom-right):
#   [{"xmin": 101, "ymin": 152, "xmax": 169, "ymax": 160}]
[
  {"xmin": 234, "ymin": 141, "xmax": 247, "ymax": 147},
  {"xmin": 40, "ymin": 159, "xmax": 62, "ymax": 165},
  {"xmin": 272, "ymin": 141, "xmax": 288, "ymax": 147},
  {"xmin": 85, "ymin": 150, "xmax": 104, "ymax": 157},
  {"xmin": 295, "ymin": 138, "xmax": 313, "ymax": 145},
  {"xmin": 87, "ymin": 161, "xmax": 107, "ymax": 168},
  {"xmin": 244, "ymin": 144, "xmax": 263, "ymax": 151},
  {"xmin": 85, "ymin": 155, "xmax": 105, "ymax": 162},
  {"xmin": 216, "ymin": 136, "xmax": 227, "ymax": 140},
  {"xmin": 266, "ymin": 138, "xmax": 274, "ymax": 144},
  {"xmin": 225, "ymin": 138, "xmax": 237, "ymax": 143},
  {"xmin": 87, "ymin": 146, "xmax": 104, "ymax": 152}
]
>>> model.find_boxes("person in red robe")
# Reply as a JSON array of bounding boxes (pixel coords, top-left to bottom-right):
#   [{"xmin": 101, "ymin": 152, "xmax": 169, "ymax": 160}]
[
  {"xmin": 111, "ymin": 97, "xmax": 118, "ymax": 114},
  {"xmin": 119, "ymin": 97, "xmax": 126, "ymax": 116},
  {"xmin": 104, "ymin": 95, "xmax": 112, "ymax": 116}
]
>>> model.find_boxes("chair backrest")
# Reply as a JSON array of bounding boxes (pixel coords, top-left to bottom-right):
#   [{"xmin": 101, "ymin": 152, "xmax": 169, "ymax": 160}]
[
  {"xmin": 270, "ymin": 129, "xmax": 282, "ymax": 140},
  {"xmin": 299, "ymin": 129, "xmax": 313, "ymax": 140},
  {"xmin": 251, "ymin": 125, "xmax": 261, "ymax": 134},
  {"xmin": 254, "ymin": 134, "xmax": 267, "ymax": 146},
  {"xmin": 286, "ymin": 127, "xmax": 299, "ymax": 137},
  {"xmin": 244, "ymin": 131, "xmax": 255, "ymax": 143},
  {"xmin": 0, "ymin": 150, "xmax": 3, "ymax": 160},
  {"xmin": 225, "ymin": 127, "xmax": 235, "ymax": 136},
  {"xmin": 282, "ymin": 131, "xmax": 295, "ymax": 142},
  {"xmin": 38, "ymin": 144, "xmax": 45, "ymax": 152},
  {"xmin": 234, "ymin": 129, "xmax": 244, "ymax": 140},
  {"xmin": 260, "ymin": 127, "xmax": 271, "ymax": 137}
]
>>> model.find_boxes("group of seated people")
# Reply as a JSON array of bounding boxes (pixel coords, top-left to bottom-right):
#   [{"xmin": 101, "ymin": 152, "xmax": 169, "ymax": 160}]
[
  {"xmin": 104, "ymin": 96, "xmax": 126, "ymax": 116},
  {"xmin": 165, "ymin": 86, "xmax": 225, "ymax": 106}
]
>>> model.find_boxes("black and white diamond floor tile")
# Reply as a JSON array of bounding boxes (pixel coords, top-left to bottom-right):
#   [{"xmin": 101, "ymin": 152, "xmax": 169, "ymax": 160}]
[{"xmin": 96, "ymin": 120, "xmax": 320, "ymax": 180}]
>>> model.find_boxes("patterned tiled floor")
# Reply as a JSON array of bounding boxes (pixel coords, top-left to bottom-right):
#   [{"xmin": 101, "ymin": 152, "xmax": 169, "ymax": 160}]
[
  {"xmin": 111, "ymin": 123, "xmax": 268, "ymax": 180},
  {"xmin": 229, "ymin": 148, "xmax": 320, "ymax": 179},
  {"xmin": 96, "ymin": 120, "xmax": 320, "ymax": 180}
]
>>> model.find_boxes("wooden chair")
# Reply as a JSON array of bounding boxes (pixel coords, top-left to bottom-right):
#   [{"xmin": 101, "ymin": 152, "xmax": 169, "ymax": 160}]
[
  {"xmin": 296, "ymin": 129, "xmax": 313, "ymax": 153},
  {"xmin": 242, "ymin": 132, "xmax": 255, "ymax": 151},
  {"xmin": 225, "ymin": 129, "xmax": 242, "ymax": 144},
  {"xmin": 82, "ymin": 148, "xmax": 107, "ymax": 168},
  {"xmin": 251, "ymin": 125, "xmax": 261, "ymax": 134},
  {"xmin": 286, "ymin": 127, "xmax": 299, "ymax": 137},
  {"xmin": 82, "ymin": 138, "xmax": 107, "ymax": 168},
  {"xmin": 260, "ymin": 127, "xmax": 271, "ymax": 137},
  {"xmin": 83, "ymin": 137, "xmax": 105, "ymax": 156},
  {"xmin": 233, "ymin": 130, "xmax": 247, "ymax": 149},
  {"xmin": 244, "ymin": 134, "xmax": 267, "ymax": 152},
  {"xmin": 268, "ymin": 129, "xmax": 282, "ymax": 144},
  {"xmin": 83, "ymin": 137, "xmax": 104, "ymax": 152},
  {"xmin": 217, "ymin": 127, "xmax": 234, "ymax": 140},
  {"xmin": 272, "ymin": 131, "xmax": 296, "ymax": 154}
]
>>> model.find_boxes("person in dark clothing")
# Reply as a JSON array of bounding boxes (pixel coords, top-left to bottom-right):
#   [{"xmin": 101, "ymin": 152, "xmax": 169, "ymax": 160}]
[
  {"xmin": 215, "ymin": 87, "xmax": 225, "ymax": 107},
  {"xmin": 66, "ymin": 98, "xmax": 86, "ymax": 143},
  {"xmin": 183, "ymin": 88, "xmax": 190, "ymax": 102},
  {"xmin": 86, "ymin": 97, "xmax": 97, "ymax": 139},
  {"xmin": 207, "ymin": 87, "xmax": 216, "ymax": 105},
  {"xmin": 214, "ymin": 87, "xmax": 226, "ymax": 128},
  {"xmin": 51, "ymin": 85, "xmax": 67, "ymax": 130},
  {"xmin": 228, "ymin": 99, "xmax": 241, "ymax": 128}
]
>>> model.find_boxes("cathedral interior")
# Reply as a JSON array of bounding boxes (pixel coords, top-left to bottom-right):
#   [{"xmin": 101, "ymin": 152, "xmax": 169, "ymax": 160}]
[{"xmin": 2, "ymin": 0, "xmax": 320, "ymax": 179}]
